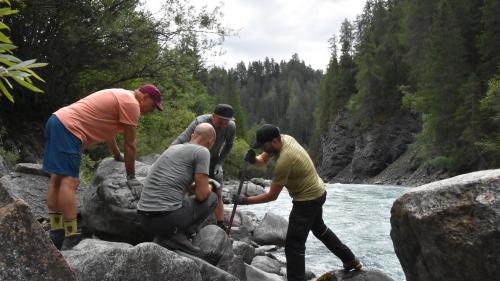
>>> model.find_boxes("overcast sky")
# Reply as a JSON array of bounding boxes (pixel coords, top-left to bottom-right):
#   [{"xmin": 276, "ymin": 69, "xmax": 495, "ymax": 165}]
[{"xmin": 145, "ymin": 0, "xmax": 366, "ymax": 71}]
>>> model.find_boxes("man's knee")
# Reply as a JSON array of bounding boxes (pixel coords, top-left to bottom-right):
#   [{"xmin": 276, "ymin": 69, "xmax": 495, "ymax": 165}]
[
  {"xmin": 61, "ymin": 176, "xmax": 80, "ymax": 190},
  {"xmin": 208, "ymin": 192, "xmax": 218, "ymax": 209}
]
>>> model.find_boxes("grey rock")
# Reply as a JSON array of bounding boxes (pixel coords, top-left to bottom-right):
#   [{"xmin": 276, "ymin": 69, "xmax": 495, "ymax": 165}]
[
  {"xmin": 83, "ymin": 158, "xmax": 151, "ymax": 243},
  {"xmin": 63, "ymin": 239, "xmax": 201, "ymax": 281},
  {"xmin": 0, "ymin": 165, "xmax": 88, "ymax": 222},
  {"xmin": 0, "ymin": 198, "xmax": 76, "ymax": 281},
  {"xmin": 232, "ymin": 240, "xmax": 256, "ymax": 264},
  {"xmin": 316, "ymin": 268, "xmax": 394, "ymax": 281},
  {"xmin": 226, "ymin": 181, "xmax": 266, "ymax": 197},
  {"xmin": 391, "ymin": 169, "xmax": 500, "ymax": 281},
  {"xmin": 250, "ymin": 178, "xmax": 270, "ymax": 187},
  {"xmin": 254, "ymin": 245, "xmax": 279, "ymax": 256},
  {"xmin": 14, "ymin": 163, "xmax": 50, "ymax": 177},
  {"xmin": 193, "ymin": 225, "xmax": 234, "ymax": 265},
  {"xmin": 253, "ymin": 212, "xmax": 288, "ymax": 246},
  {"xmin": 217, "ymin": 254, "xmax": 247, "ymax": 281},
  {"xmin": 245, "ymin": 264, "xmax": 284, "ymax": 281},
  {"xmin": 251, "ymin": 255, "xmax": 284, "ymax": 275},
  {"xmin": 178, "ymin": 251, "xmax": 240, "ymax": 281},
  {"xmin": 318, "ymin": 110, "xmax": 355, "ymax": 180},
  {"xmin": 0, "ymin": 170, "xmax": 49, "ymax": 220}
]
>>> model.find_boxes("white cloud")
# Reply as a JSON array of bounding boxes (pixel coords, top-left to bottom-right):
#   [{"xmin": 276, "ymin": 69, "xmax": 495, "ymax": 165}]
[{"xmin": 144, "ymin": 0, "xmax": 366, "ymax": 70}]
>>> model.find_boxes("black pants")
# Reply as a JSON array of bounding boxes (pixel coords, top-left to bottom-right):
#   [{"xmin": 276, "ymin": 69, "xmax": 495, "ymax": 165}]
[
  {"xmin": 285, "ymin": 191, "xmax": 356, "ymax": 281},
  {"xmin": 139, "ymin": 193, "xmax": 218, "ymax": 238}
]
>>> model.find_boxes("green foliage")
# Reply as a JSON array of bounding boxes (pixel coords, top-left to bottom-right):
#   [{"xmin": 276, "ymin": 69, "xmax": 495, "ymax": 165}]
[
  {"xmin": 0, "ymin": 126, "xmax": 19, "ymax": 165},
  {"xmin": 79, "ymin": 153, "xmax": 98, "ymax": 185},
  {"xmin": 223, "ymin": 138, "xmax": 249, "ymax": 179},
  {"xmin": 0, "ymin": 0, "xmax": 46, "ymax": 103},
  {"xmin": 476, "ymin": 75, "xmax": 500, "ymax": 167}
]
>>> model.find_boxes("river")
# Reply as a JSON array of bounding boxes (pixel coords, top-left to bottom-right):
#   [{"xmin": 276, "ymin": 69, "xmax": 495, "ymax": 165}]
[{"xmin": 237, "ymin": 183, "xmax": 410, "ymax": 281}]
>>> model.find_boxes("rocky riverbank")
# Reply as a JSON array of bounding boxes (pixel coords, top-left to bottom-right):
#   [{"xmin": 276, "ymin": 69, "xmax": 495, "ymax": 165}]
[{"xmin": 0, "ymin": 159, "xmax": 395, "ymax": 281}]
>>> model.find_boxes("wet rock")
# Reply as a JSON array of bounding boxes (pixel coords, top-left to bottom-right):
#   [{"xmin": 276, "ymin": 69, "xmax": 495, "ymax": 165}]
[
  {"xmin": 249, "ymin": 178, "xmax": 270, "ymax": 187},
  {"xmin": 63, "ymin": 239, "xmax": 201, "ymax": 281},
  {"xmin": 391, "ymin": 169, "xmax": 500, "ymax": 281},
  {"xmin": 254, "ymin": 245, "xmax": 279, "ymax": 256},
  {"xmin": 316, "ymin": 268, "xmax": 393, "ymax": 281},
  {"xmin": 253, "ymin": 212, "xmax": 288, "ymax": 246},
  {"xmin": 83, "ymin": 158, "xmax": 151, "ymax": 243},
  {"xmin": 226, "ymin": 181, "xmax": 266, "ymax": 197},
  {"xmin": 0, "ymin": 198, "xmax": 76, "ymax": 281}
]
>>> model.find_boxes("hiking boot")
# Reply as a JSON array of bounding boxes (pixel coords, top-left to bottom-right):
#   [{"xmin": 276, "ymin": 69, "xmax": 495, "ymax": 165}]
[
  {"xmin": 154, "ymin": 233, "xmax": 201, "ymax": 255},
  {"xmin": 343, "ymin": 259, "xmax": 362, "ymax": 271},
  {"xmin": 49, "ymin": 229, "xmax": 65, "ymax": 250},
  {"xmin": 61, "ymin": 233, "xmax": 82, "ymax": 251}
]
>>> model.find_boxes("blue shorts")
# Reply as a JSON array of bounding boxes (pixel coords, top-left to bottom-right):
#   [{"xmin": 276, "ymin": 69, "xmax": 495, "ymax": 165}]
[{"xmin": 42, "ymin": 114, "xmax": 82, "ymax": 178}]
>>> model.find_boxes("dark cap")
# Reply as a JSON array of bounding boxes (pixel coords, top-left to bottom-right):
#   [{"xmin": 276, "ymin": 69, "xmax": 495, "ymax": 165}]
[
  {"xmin": 252, "ymin": 124, "xmax": 280, "ymax": 148},
  {"xmin": 213, "ymin": 104, "xmax": 234, "ymax": 120},
  {"xmin": 139, "ymin": 84, "xmax": 163, "ymax": 111}
]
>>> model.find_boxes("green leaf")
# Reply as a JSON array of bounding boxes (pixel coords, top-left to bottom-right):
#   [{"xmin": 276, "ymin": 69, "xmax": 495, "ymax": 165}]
[
  {"xmin": 11, "ymin": 76, "xmax": 44, "ymax": 93},
  {"xmin": 6, "ymin": 59, "xmax": 37, "ymax": 71},
  {"xmin": 0, "ymin": 31, "xmax": 12, "ymax": 44},
  {"xmin": 0, "ymin": 80, "xmax": 14, "ymax": 103},
  {"xmin": 21, "ymin": 68, "xmax": 46, "ymax": 82},
  {"xmin": 0, "ymin": 54, "xmax": 20, "ymax": 63},
  {"xmin": 26, "ymin": 62, "xmax": 48, "ymax": 68},
  {"xmin": 0, "ymin": 22, "xmax": 10, "ymax": 30},
  {"xmin": 0, "ymin": 8, "xmax": 18, "ymax": 17},
  {"xmin": 0, "ymin": 43, "xmax": 16, "ymax": 50},
  {"xmin": 0, "ymin": 57, "xmax": 15, "ymax": 66}
]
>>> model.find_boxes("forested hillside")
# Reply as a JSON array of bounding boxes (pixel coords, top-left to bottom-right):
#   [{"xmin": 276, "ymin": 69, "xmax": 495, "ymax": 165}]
[{"xmin": 0, "ymin": 0, "xmax": 498, "ymax": 182}]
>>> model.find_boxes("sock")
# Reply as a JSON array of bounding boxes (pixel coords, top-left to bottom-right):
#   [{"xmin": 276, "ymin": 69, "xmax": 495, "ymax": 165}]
[
  {"xmin": 64, "ymin": 219, "xmax": 78, "ymax": 237},
  {"xmin": 49, "ymin": 212, "xmax": 63, "ymax": 230}
]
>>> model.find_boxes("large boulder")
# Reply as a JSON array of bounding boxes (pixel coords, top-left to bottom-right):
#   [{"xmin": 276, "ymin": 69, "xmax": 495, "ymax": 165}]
[
  {"xmin": 232, "ymin": 240, "xmax": 256, "ymax": 264},
  {"xmin": 245, "ymin": 264, "xmax": 284, "ymax": 281},
  {"xmin": 0, "ymin": 163, "xmax": 90, "ymax": 222},
  {"xmin": 252, "ymin": 212, "xmax": 288, "ymax": 246},
  {"xmin": 0, "ymin": 164, "xmax": 50, "ymax": 221},
  {"xmin": 0, "ymin": 198, "xmax": 76, "ymax": 281},
  {"xmin": 193, "ymin": 225, "xmax": 246, "ymax": 280},
  {"xmin": 316, "ymin": 268, "xmax": 394, "ymax": 281},
  {"xmin": 391, "ymin": 169, "xmax": 500, "ymax": 281},
  {"xmin": 251, "ymin": 255, "xmax": 284, "ymax": 275},
  {"xmin": 178, "ymin": 252, "xmax": 240, "ymax": 281},
  {"xmin": 63, "ymin": 239, "xmax": 201, "ymax": 281},
  {"xmin": 83, "ymin": 158, "xmax": 151, "ymax": 243},
  {"xmin": 225, "ymin": 181, "xmax": 267, "ymax": 197}
]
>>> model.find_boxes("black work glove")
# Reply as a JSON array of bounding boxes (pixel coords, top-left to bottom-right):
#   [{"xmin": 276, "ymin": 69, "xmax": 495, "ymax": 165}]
[
  {"xmin": 232, "ymin": 193, "xmax": 247, "ymax": 205},
  {"xmin": 244, "ymin": 149, "xmax": 256, "ymax": 164},
  {"xmin": 208, "ymin": 178, "xmax": 221, "ymax": 193},
  {"xmin": 126, "ymin": 175, "xmax": 143, "ymax": 200},
  {"xmin": 216, "ymin": 220, "xmax": 227, "ymax": 232}
]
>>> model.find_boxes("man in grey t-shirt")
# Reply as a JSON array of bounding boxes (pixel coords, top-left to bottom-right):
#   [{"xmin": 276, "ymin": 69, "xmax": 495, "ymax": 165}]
[
  {"xmin": 138, "ymin": 123, "xmax": 218, "ymax": 254},
  {"xmin": 171, "ymin": 104, "xmax": 236, "ymax": 230}
]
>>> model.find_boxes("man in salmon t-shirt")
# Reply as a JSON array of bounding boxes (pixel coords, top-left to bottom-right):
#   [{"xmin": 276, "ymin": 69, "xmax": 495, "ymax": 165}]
[{"xmin": 43, "ymin": 84, "xmax": 163, "ymax": 250}]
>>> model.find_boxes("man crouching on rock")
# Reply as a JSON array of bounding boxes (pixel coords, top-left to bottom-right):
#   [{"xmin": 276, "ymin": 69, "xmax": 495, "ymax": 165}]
[
  {"xmin": 234, "ymin": 124, "xmax": 362, "ymax": 281},
  {"xmin": 137, "ymin": 123, "xmax": 219, "ymax": 254}
]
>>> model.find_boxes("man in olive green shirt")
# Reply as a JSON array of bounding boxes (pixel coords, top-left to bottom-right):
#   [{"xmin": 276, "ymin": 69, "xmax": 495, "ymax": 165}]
[{"xmin": 233, "ymin": 124, "xmax": 361, "ymax": 281}]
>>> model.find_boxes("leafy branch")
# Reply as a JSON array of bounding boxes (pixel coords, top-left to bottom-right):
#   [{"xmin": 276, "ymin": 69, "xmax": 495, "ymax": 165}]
[{"xmin": 0, "ymin": 0, "xmax": 47, "ymax": 103}]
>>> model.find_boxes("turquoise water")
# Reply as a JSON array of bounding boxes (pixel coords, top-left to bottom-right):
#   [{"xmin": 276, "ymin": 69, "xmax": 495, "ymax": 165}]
[{"xmin": 237, "ymin": 183, "xmax": 409, "ymax": 281}]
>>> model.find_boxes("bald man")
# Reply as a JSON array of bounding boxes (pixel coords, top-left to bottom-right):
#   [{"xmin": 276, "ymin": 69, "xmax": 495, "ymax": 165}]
[{"xmin": 137, "ymin": 123, "xmax": 219, "ymax": 254}]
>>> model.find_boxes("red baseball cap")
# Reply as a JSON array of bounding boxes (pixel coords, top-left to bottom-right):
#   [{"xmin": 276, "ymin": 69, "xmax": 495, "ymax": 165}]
[{"xmin": 139, "ymin": 84, "xmax": 163, "ymax": 111}]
